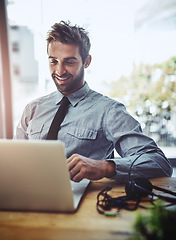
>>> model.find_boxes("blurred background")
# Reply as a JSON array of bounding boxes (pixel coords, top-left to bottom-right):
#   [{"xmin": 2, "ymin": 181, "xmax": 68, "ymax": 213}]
[{"xmin": 1, "ymin": 0, "xmax": 176, "ymax": 158}]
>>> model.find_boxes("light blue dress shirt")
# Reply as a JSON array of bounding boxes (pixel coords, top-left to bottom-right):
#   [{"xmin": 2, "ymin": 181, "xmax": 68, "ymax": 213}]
[{"xmin": 14, "ymin": 82, "xmax": 173, "ymax": 183}]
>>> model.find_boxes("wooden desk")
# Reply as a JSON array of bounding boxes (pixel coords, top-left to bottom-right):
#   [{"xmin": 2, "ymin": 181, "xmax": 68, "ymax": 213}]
[{"xmin": 0, "ymin": 177, "xmax": 176, "ymax": 240}]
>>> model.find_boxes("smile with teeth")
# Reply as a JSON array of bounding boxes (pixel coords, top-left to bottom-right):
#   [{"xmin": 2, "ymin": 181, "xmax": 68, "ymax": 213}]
[{"xmin": 54, "ymin": 74, "xmax": 72, "ymax": 81}]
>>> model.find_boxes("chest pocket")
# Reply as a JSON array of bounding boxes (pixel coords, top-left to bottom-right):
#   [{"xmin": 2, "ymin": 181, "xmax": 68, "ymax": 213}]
[
  {"xmin": 67, "ymin": 127, "xmax": 97, "ymax": 140},
  {"xmin": 26, "ymin": 122, "xmax": 44, "ymax": 139}
]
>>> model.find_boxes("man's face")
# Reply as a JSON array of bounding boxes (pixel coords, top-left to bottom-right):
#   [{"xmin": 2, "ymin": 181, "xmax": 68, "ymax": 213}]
[{"xmin": 48, "ymin": 40, "xmax": 86, "ymax": 96}]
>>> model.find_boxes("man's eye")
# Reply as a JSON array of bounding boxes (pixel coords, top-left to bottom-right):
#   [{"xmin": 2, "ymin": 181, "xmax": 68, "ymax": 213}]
[
  {"xmin": 50, "ymin": 60, "xmax": 57, "ymax": 65},
  {"xmin": 65, "ymin": 61, "xmax": 75, "ymax": 65}
]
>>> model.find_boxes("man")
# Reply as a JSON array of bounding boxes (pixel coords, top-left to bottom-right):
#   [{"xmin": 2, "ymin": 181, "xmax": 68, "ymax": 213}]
[{"xmin": 14, "ymin": 21, "xmax": 173, "ymax": 183}]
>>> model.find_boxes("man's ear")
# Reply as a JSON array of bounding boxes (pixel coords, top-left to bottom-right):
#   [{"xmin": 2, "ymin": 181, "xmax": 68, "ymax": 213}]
[{"xmin": 84, "ymin": 55, "xmax": 92, "ymax": 68}]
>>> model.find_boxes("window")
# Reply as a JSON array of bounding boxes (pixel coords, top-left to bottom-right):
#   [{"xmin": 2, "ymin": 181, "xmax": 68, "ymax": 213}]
[
  {"xmin": 12, "ymin": 42, "xmax": 19, "ymax": 52},
  {"xmin": 5, "ymin": 0, "xmax": 176, "ymax": 153}
]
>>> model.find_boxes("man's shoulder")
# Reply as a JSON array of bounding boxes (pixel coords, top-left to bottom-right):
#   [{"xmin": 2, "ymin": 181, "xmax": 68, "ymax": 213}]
[
  {"xmin": 88, "ymin": 88, "xmax": 123, "ymax": 106},
  {"xmin": 26, "ymin": 91, "xmax": 59, "ymax": 107}
]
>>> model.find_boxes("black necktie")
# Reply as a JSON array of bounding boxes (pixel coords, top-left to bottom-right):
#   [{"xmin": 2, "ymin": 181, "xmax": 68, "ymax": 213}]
[{"xmin": 46, "ymin": 96, "xmax": 70, "ymax": 140}]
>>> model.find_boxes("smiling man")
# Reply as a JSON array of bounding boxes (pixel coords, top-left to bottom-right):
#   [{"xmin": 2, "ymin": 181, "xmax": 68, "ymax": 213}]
[
  {"xmin": 14, "ymin": 21, "xmax": 173, "ymax": 183},
  {"xmin": 48, "ymin": 41, "xmax": 90, "ymax": 96}
]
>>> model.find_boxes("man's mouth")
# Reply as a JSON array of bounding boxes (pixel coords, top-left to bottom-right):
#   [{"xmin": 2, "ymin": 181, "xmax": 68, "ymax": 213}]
[{"xmin": 53, "ymin": 73, "xmax": 72, "ymax": 82}]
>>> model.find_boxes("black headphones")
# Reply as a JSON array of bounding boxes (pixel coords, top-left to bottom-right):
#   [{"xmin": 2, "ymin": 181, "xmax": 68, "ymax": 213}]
[
  {"xmin": 125, "ymin": 177, "xmax": 176, "ymax": 203},
  {"xmin": 97, "ymin": 151, "xmax": 176, "ymax": 214},
  {"xmin": 125, "ymin": 177, "xmax": 153, "ymax": 198},
  {"xmin": 125, "ymin": 151, "xmax": 176, "ymax": 202}
]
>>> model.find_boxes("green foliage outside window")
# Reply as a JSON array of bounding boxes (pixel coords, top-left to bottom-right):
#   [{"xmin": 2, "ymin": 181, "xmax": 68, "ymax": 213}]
[{"xmin": 107, "ymin": 57, "xmax": 176, "ymax": 146}]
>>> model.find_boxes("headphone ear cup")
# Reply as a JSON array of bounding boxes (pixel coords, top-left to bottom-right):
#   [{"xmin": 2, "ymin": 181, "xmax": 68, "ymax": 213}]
[
  {"xmin": 125, "ymin": 178, "xmax": 153, "ymax": 199},
  {"xmin": 125, "ymin": 181, "xmax": 136, "ymax": 199}
]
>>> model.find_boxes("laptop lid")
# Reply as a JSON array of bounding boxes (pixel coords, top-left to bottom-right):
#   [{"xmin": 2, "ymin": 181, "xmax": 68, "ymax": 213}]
[{"xmin": 0, "ymin": 140, "xmax": 89, "ymax": 212}]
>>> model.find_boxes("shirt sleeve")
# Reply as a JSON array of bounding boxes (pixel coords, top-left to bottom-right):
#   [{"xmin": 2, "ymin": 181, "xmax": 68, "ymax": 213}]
[
  {"xmin": 13, "ymin": 103, "xmax": 32, "ymax": 139},
  {"xmin": 105, "ymin": 101, "xmax": 173, "ymax": 183}
]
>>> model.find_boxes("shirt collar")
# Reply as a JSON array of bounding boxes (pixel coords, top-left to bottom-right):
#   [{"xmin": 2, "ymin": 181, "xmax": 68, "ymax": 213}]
[{"xmin": 55, "ymin": 82, "xmax": 90, "ymax": 106}]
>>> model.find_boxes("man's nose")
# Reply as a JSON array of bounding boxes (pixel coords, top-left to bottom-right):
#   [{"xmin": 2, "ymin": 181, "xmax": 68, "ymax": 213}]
[{"xmin": 55, "ymin": 63, "xmax": 66, "ymax": 76}]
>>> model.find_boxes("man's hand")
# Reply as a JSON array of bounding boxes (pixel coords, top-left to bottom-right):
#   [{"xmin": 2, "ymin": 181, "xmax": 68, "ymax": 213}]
[{"xmin": 67, "ymin": 154, "xmax": 116, "ymax": 182}]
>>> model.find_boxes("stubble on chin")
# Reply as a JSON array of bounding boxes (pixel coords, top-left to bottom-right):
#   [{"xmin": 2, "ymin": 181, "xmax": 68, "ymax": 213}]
[{"xmin": 52, "ymin": 65, "xmax": 85, "ymax": 94}]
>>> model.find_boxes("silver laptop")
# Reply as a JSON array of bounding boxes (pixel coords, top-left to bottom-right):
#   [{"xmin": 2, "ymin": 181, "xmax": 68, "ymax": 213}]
[{"xmin": 0, "ymin": 140, "xmax": 90, "ymax": 212}]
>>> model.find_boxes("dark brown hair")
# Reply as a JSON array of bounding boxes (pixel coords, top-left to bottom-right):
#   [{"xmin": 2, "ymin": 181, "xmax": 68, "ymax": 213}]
[{"xmin": 46, "ymin": 21, "xmax": 91, "ymax": 63}]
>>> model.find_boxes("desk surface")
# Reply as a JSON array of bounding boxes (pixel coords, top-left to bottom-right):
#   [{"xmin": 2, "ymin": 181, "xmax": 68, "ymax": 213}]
[{"xmin": 0, "ymin": 177, "xmax": 176, "ymax": 240}]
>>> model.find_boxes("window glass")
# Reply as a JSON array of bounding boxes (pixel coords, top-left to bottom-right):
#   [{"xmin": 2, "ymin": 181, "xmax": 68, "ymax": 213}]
[{"xmin": 7, "ymin": 0, "xmax": 176, "ymax": 150}]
